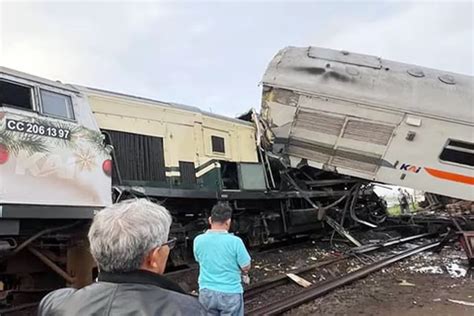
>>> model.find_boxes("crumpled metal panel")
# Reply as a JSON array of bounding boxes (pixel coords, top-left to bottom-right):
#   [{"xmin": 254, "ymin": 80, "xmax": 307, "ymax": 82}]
[
  {"xmin": 342, "ymin": 120, "xmax": 394, "ymax": 145},
  {"xmin": 262, "ymin": 46, "xmax": 473, "ymax": 125}
]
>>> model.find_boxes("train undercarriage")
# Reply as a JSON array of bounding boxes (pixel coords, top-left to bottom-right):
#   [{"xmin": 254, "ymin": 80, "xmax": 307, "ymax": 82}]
[
  {"xmin": 0, "ymin": 162, "xmax": 393, "ymax": 311},
  {"xmin": 2, "ymin": 164, "xmax": 473, "ymax": 314}
]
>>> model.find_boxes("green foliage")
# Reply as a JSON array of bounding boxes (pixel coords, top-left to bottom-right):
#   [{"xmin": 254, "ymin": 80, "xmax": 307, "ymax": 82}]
[
  {"xmin": 0, "ymin": 115, "xmax": 108, "ymax": 156},
  {"xmin": 0, "ymin": 129, "xmax": 49, "ymax": 155}
]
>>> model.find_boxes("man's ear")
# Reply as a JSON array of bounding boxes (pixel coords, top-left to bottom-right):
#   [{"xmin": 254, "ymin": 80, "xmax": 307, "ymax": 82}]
[
  {"xmin": 142, "ymin": 248, "xmax": 156, "ymax": 269},
  {"xmin": 208, "ymin": 217, "xmax": 212, "ymax": 226},
  {"xmin": 149, "ymin": 248, "xmax": 162, "ymax": 269},
  {"xmin": 226, "ymin": 218, "xmax": 231, "ymax": 227}
]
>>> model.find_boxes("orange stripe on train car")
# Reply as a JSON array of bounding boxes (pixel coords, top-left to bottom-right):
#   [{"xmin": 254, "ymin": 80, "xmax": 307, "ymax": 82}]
[{"xmin": 425, "ymin": 167, "xmax": 474, "ymax": 185}]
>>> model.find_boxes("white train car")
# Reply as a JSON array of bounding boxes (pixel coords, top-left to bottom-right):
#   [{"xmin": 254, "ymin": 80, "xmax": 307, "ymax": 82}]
[{"xmin": 260, "ymin": 46, "xmax": 473, "ymax": 201}]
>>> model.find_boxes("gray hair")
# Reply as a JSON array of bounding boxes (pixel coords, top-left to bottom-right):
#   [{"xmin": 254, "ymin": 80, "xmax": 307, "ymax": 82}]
[{"xmin": 88, "ymin": 199, "xmax": 172, "ymax": 273}]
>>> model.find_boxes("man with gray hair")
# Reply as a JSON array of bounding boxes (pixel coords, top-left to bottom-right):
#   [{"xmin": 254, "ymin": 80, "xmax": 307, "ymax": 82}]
[{"xmin": 39, "ymin": 199, "xmax": 204, "ymax": 315}]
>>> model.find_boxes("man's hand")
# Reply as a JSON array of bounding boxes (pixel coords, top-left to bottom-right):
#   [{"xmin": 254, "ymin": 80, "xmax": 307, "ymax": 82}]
[
  {"xmin": 242, "ymin": 273, "xmax": 250, "ymax": 285},
  {"xmin": 240, "ymin": 264, "xmax": 251, "ymax": 274}
]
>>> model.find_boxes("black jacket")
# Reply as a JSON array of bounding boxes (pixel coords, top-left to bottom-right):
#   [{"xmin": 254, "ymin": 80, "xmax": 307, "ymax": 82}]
[{"xmin": 38, "ymin": 270, "xmax": 205, "ymax": 316}]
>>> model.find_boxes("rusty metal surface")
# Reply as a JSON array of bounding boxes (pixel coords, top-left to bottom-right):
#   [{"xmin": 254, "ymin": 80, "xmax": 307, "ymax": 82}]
[
  {"xmin": 459, "ymin": 231, "xmax": 474, "ymax": 265},
  {"xmin": 27, "ymin": 247, "xmax": 75, "ymax": 284},
  {"xmin": 244, "ymin": 233, "xmax": 434, "ymax": 300},
  {"xmin": 67, "ymin": 242, "xmax": 96, "ymax": 288},
  {"xmin": 247, "ymin": 240, "xmax": 441, "ymax": 315}
]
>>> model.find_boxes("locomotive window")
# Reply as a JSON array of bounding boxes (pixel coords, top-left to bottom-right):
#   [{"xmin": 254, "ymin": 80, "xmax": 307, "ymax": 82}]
[
  {"xmin": 0, "ymin": 80, "xmax": 33, "ymax": 110},
  {"xmin": 440, "ymin": 139, "xmax": 474, "ymax": 167},
  {"xmin": 40, "ymin": 89, "xmax": 75, "ymax": 120},
  {"xmin": 211, "ymin": 136, "xmax": 225, "ymax": 154}
]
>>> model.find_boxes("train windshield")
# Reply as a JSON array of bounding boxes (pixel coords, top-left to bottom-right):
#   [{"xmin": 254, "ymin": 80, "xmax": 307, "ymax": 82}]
[
  {"xmin": 40, "ymin": 89, "xmax": 75, "ymax": 120},
  {"xmin": 1, "ymin": 79, "xmax": 75, "ymax": 121},
  {"xmin": 0, "ymin": 80, "xmax": 33, "ymax": 110}
]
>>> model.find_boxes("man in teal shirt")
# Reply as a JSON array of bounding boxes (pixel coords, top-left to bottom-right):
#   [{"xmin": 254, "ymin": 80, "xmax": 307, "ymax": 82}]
[{"xmin": 193, "ymin": 203, "xmax": 251, "ymax": 316}]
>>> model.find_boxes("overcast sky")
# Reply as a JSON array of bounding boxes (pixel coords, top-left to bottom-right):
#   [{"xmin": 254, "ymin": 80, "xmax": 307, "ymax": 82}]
[{"xmin": 1, "ymin": 0, "xmax": 473, "ymax": 117}]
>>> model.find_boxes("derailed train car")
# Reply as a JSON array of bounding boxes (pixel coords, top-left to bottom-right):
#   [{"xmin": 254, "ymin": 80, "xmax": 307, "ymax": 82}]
[
  {"xmin": 0, "ymin": 66, "xmax": 380, "ymax": 301},
  {"xmin": 260, "ymin": 46, "xmax": 473, "ymax": 201},
  {"xmin": 0, "ymin": 46, "xmax": 472, "ymax": 309}
]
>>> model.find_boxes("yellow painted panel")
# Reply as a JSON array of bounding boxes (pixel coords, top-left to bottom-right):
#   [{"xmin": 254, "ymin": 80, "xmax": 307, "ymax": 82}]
[{"xmin": 87, "ymin": 92, "xmax": 259, "ymax": 168}]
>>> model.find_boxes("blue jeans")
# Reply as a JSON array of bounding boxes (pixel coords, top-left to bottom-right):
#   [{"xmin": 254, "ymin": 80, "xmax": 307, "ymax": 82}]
[{"xmin": 198, "ymin": 288, "xmax": 244, "ymax": 316}]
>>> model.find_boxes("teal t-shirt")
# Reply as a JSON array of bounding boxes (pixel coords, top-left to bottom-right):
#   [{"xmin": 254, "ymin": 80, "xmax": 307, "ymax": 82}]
[{"xmin": 193, "ymin": 230, "xmax": 251, "ymax": 294}]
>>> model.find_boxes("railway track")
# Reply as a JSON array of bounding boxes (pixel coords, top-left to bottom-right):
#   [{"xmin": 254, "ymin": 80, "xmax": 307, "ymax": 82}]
[
  {"xmin": 0, "ymin": 234, "xmax": 437, "ymax": 315},
  {"xmin": 246, "ymin": 237, "xmax": 441, "ymax": 315},
  {"xmin": 164, "ymin": 237, "xmax": 317, "ymax": 291}
]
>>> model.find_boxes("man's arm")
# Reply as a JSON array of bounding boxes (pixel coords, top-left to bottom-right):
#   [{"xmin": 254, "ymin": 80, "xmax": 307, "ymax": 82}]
[
  {"xmin": 240, "ymin": 264, "xmax": 251, "ymax": 273},
  {"xmin": 236, "ymin": 238, "xmax": 251, "ymax": 271},
  {"xmin": 193, "ymin": 237, "xmax": 200, "ymax": 263}
]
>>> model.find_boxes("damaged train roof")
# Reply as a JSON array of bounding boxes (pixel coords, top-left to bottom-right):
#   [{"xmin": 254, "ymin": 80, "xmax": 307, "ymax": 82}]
[{"xmin": 262, "ymin": 46, "xmax": 473, "ymax": 125}]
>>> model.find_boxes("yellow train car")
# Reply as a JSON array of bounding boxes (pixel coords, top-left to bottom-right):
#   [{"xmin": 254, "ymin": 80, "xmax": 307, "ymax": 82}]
[{"xmin": 80, "ymin": 87, "xmax": 263, "ymax": 194}]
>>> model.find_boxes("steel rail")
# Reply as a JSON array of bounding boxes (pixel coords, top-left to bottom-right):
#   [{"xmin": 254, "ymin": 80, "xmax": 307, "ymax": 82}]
[
  {"xmin": 350, "ymin": 232, "xmax": 434, "ymax": 254},
  {"xmin": 244, "ymin": 256, "xmax": 344, "ymax": 299},
  {"xmin": 244, "ymin": 232, "xmax": 433, "ymax": 300},
  {"xmin": 247, "ymin": 240, "xmax": 440, "ymax": 315}
]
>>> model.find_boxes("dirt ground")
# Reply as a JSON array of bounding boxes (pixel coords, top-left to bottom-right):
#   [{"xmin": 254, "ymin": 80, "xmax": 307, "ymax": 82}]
[
  {"xmin": 246, "ymin": 239, "xmax": 473, "ymax": 315},
  {"xmin": 286, "ymin": 269, "xmax": 473, "ymax": 316},
  {"xmin": 282, "ymin": 243, "xmax": 474, "ymax": 316},
  {"xmin": 169, "ymin": 238, "xmax": 473, "ymax": 315}
]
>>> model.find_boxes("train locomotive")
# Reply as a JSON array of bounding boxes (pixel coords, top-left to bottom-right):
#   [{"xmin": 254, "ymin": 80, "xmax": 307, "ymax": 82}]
[{"xmin": 0, "ymin": 47, "xmax": 473, "ymax": 308}]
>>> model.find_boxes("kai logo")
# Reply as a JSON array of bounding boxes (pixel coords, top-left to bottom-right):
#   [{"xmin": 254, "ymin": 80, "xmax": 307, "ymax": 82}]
[{"xmin": 399, "ymin": 163, "xmax": 421, "ymax": 173}]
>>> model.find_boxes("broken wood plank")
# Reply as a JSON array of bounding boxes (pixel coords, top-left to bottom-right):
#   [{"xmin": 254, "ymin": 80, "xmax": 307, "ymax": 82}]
[
  {"xmin": 286, "ymin": 273, "xmax": 312, "ymax": 288},
  {"xmin": 447, "ymin": 299, "xmax": 474, "ymax": 307}
]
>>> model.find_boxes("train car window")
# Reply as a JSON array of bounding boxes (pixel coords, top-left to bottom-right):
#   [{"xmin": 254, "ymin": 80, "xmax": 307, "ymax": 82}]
[
  {"xmin": 40, "ymin": 89, "xmax": 75, "ymax": 120},
  {"xmin": 0, "ymin": 80, "xmax": 33, "ymax": 110},
  {"xmin": 440, "ymin": 139, "xmax": 474, "ymax": 167},
  {"xmin": 211, "ymin": 136, "xmax": 225, "ymax": 154}
]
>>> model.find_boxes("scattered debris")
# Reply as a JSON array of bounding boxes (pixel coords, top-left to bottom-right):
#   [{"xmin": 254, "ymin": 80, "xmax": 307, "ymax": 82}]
[
  {"xmin": 398, "ymin": 279, "xmax": 415, "ymax": 287},
  {"xmin": 287, "ymin": 273, "xmax": 312, "ymax": 288},
  {"xmin": 409, "ymin": 265, "xmax": 443, "ymax": 274},
  {"xmin": 445, "ymin": 263, "xmax": 467, "ymax": 278},
  {"xmin": 447, "ymin": 299, "xmax": 474, "ymax": 307}
]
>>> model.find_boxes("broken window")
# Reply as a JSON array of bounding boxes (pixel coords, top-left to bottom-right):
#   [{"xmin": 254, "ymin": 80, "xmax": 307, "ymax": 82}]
[
  {"xmin": 0, "ymin": 80, "xmax": 33, "ymax": 110},
  {"xmin": 40, "ymin": 89, "xmax": 74, "ymax": 120},
  {"xmin": 211, "ymin": 135, "xmax": 225, "ymax": 154},
  {"xmin": 440, "ymin": 139, "xmax": 474, "ymax": 167}
]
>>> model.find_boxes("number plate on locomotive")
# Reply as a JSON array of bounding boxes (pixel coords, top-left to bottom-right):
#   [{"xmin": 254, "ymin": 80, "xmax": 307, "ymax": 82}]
[{"xmin": 6, "ymin": 119, "xmax": 71, "ymax": 140}]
